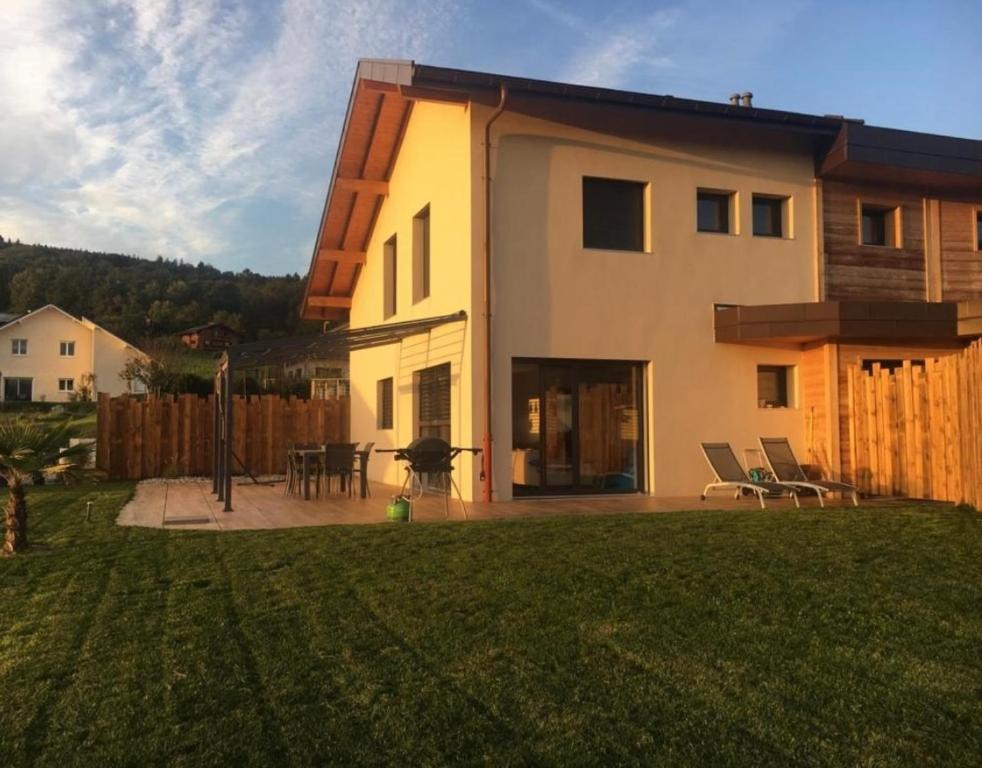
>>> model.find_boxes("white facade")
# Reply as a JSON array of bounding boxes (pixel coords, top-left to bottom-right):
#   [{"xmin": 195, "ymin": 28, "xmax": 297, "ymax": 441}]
[{"xmin": 0, "ymin": 305, "xmax": 146, "ymax": 402}]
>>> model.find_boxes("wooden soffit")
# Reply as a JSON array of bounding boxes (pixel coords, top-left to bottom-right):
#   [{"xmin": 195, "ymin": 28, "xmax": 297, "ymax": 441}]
[{"xmin": 302, "ymin": 75, "xmax": 416, "ymax": 321}]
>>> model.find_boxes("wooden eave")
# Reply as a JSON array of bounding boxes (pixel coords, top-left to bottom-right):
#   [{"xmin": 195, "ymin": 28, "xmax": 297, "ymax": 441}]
[{"xmin": 302, "ymin": 79, "xmax": 416, "ymax": 320}]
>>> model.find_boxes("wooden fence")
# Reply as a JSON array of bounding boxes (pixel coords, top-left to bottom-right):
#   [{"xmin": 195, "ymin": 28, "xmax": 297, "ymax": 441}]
[
  {"xmin": 96, "ymin": 393, "xmax": 350, "ymax": 480},
  {"xmin": 846, "ymin": 340, "xmax": 982, "ymax": 507}
]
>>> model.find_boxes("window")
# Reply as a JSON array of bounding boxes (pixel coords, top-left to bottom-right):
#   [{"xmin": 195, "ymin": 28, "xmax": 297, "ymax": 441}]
[
  {"xmin": 377, "ymin": 377, "xmax": 393, "ymax": 429},
  {"xmin": 3, "ymin": 377, "xmax": 32, "ymax": 402},
  {"xmin": 11, "ymin": 339, "xmax": 27, "ymax": 356},
  {"xmin": 383, "ymin": 235, "xmax": 397, "ymax": 318},
  {"xmin": 58, "ymin": 378, "xmax": 74, "ymax": 392},
  {"xmin": 417, "ymin": 363, "xmax": 451, "ymax": 442},
  {"xmin": 752, "ymin": 195, "xmax": 786, "ymax": 237},
  {"xmin": 413, "ymin": 205, "xmax": 430, "ymax": 302},
  {"xmin": 757, "ymin": 365, "xmax": 794, "ymax": 408},
  {"xmin": 861, "ymin": 204, "xmax": 899, "ymax": 247},
  {"xmin": 696, "ymin": 190, "xmax": 733, "ymax": 233},
  {"xmin": 976, "ymin": 210, "xmax": 981, "ymax": 251},
  {"xmin": 59, "ymin": 340, "xmax": 75, "ymax": 357},
  {"xmin": 582, "ymin": 177, "xmax": 646, "ymax": 251}
]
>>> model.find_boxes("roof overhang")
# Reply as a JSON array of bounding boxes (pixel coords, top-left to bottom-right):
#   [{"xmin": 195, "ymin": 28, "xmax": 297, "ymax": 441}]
[
  {"xmin": 713, "ymin": 301, "xmax": 981, "ymax": 346},
  {"xmin": 226, "ymin": 311, "xmax": 467, "ymax": 368},
  {"xmin": 819, "ymin": 123, "xmax": 982, "ymax": 192}
]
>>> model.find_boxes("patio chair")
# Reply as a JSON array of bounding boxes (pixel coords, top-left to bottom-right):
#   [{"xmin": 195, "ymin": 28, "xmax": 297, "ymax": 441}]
[
  {"xmin": 322, "ymin": 443, "xmax": 357, "ymax": 498},
  {"xmin": 759, "ymin": 437, "xmax": 859, "ymax": 507},
  {"xmin": 700, "ymin": 442, "xmax": 799, "ymax": 509}
]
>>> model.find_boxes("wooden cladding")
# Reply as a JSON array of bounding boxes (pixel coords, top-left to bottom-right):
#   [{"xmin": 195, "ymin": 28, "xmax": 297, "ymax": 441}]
[
  {"xmin": 97, "ymin": 394, "xmax": 349, "ymax": 480},
  {"xmin": 823, "ymin": 181, "xmax": 926, "ymax": 301},
  {"xmin": 846, "ymin": 340, "xmax": 982, "ymax": 508},
  {"xmin": 823, "ymin": 181, "xmax": 982, "ymax": 303},
  {"xmin": 940, "ymin": 201, "xmax": 982, "ymax": 301}
]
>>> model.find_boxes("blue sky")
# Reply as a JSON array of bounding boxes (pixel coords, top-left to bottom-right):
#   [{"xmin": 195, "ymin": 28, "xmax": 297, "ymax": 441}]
[{"xmin": 2, "ymin": 0, "xmax": 979, "ymax": 276}]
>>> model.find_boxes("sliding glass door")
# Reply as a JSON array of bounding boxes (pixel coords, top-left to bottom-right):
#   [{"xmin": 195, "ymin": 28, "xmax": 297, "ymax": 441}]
[{"xmin": 512, "ymin": 359, "xmax": 644, "ymax": 495}]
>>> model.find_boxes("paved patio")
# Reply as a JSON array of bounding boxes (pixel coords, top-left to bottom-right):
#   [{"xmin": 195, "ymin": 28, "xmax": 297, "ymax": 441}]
[{"xmin": 116, "ymin": 478, "xmax": 910, "ymax": 531}]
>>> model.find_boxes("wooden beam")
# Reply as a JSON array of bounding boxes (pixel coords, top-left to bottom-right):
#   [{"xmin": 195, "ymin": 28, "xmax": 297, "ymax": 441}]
[
  {"xmin": 361, "ymin": 79, "xmax": 400, "ymax": 94},
  {"xmin": 318, "ymin": 249, "xmax": 366, "ymax": 265},
  {"xmin": 399, "ymin": 85, "xmax": 470, "ymax": 105},
  {"xmin": 307, "ymin": 295, "xmax": 353, "ymax": 309},
  {"xmin": 336, "ymin": 177, "xmax": 388, "ymax": 195}
]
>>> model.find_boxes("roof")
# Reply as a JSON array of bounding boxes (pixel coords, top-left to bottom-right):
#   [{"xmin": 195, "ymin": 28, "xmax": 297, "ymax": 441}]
[
  {"xmin": 225, "ymin": 311, "xmax": 466, "ymax": 368},
  {"xmin": 178, "ymin": 322, "xmax": 242, "ymax": 336},
  {"xmin": 0, "ymin": 304, "xmax": 146, "ymax": 353},
  {"xmin": 302, "ymin": 59, "xmax": 982, "ymax": 320},
  {"xmin": 0, "ymin": 312, "xmax": 22, "ymax": 327}
]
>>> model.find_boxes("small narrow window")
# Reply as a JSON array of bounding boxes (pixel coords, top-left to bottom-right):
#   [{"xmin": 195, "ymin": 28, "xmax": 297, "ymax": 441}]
[
  {"xmin": 58, "ymin": 378, "xmax": 74, "ymax": 392},
  {"xmin": 697, "ymin": 190, "xmax": 733, "ymax": 233},
  {"xmin": 413, "ymin": 205, "xmax": 430, "ymax": 302},
  {"xmin": 582, "ymin": 177, "xmax": 646, "ymax": 251},
  {"xmin": 383, "ymin": 235, "xmax": 397, "ymax": 319},
  {"xmin": 377, "ymin": 377, "xmax": 393, "ymax": 429},
  {"xmin": 975, "ymin": 210, "xmax": 981, "ymax": 251},
  {"xmin": 60, "ymin": 340, "xmax": 75, "ymax": 357},
  {"xmin": 861, "ymin": 204, "xmax": 899, "ymax": 247},
  {"xmin": 11, "ymin": 339, "xmax": 27, "ymax": 356},
  {"xmin": 752, "ymin": 195, "xmax": 786, "ymax": 237},
  {"xmin": 757, "ymin": 365, "xmax": 795, "ymax": 408}
]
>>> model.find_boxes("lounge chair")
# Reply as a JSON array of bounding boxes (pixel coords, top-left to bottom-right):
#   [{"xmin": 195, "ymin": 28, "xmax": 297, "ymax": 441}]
[
  {"xmin": 700, "ymin": 442, "xmax": 799, "ymax": 509},
  {"xmin": 759, "ymin": 437, "xmax": 859, "ymax": 507}
]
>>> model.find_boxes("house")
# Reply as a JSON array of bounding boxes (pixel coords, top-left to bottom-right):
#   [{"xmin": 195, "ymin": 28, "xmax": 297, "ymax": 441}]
[
  {"xmin": 300, "ymin": 60, "xmax": 982, "ymax": 502},
  {"xmin": 177, "ymin": 322, "xmax": 242, "ymax": 351},
  {"xmin": 282, "ymin": 356, "xmax": 350, "ymax": 399},
  {"xmin": 0, "ymin": 305, "xmax": 147, "ymax": 402}
]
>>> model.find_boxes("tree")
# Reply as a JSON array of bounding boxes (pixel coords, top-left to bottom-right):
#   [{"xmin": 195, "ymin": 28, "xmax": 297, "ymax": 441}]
[{"xmin": 0, "ymin": 421, "xmax": 90, "ymax": 555}]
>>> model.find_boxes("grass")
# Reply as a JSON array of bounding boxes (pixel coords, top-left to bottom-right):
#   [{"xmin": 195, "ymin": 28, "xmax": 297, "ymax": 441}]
[{"xmin": 0, "ymin": 485, "xmax": 980, "ymax": 767}]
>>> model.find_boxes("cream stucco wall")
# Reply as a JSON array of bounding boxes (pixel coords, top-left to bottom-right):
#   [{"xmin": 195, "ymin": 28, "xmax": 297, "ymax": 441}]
[
  {"xmin": 484, "ymin": 110, "xmax": 820, "ymax": 498},
  {"xmin": 348, "ymin": 100, "xmax": 481, "ymax": 496},
  {"xmin": 347, "ymin": 100, "xmax": 825, "ymax": 501},
  {"xmin": 0, "ymin": 306, "xmax": 143, "ymax": 401}
]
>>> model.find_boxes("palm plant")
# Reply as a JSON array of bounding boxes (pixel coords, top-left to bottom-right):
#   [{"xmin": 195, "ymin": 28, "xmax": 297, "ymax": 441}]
[{"xmin": 0, "ymin": 420, "xmax": 91, "ymax": 555}]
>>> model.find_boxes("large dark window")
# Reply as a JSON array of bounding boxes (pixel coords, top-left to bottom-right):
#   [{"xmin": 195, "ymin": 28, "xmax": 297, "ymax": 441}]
[
  {"xmin": 377, "ymin": 378, "xmax": 393, "ymax": 429},
  {"xmin": 752, "ymin": 195, "xmax": 785, "ymax": 237},
  {"xmin": 512, "ymin": 359, "xmax": 645, "ymax": 495},
  {"xmin": 417, "ymin": 363, "xmax": 451, "ymax": 442},
  {"xmin": 697, "ymin": 190, "xmax": 732, "ymax": 233},
  {"xmin": 3, "ymin": 377, "xmax": 33, "ymax": 402},
  {"xmin": 861, "ymin": 204, "xmax": 898, "ymax": 247},
  {"xmin": 582, "ymin": 177, "xmax": 645, "ymax": 251}
]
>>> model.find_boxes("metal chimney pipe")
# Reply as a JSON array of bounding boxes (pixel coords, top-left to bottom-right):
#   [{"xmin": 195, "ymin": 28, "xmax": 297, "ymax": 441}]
[
  {"xmin": 741, "ymin": 91, "xmax": 753, "ymax": 107},
  {"xmin": 729, "ymin": 93, "xmax": 741, "ymax": 106}
]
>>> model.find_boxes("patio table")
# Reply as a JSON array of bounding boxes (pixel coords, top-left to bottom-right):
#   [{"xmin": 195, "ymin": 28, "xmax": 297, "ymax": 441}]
[
  {"xmin": 354, "ymin": 448, "xmax": 370, "ymax": 499},
  {"xmin": 292, "ymin": 448, "xmax": 324, "ymax": 501}
]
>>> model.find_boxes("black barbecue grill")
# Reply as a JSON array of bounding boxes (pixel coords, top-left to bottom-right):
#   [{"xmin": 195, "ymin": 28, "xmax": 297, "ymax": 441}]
[{"xmin": 376, "ymin": 437, "xmax": 482, "ymax": 520}]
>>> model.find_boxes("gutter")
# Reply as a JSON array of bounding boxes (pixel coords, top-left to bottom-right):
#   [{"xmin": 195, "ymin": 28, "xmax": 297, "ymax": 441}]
[{"xmin": 481, "ymin": 83, "xmax": 507, "ymax": 503}]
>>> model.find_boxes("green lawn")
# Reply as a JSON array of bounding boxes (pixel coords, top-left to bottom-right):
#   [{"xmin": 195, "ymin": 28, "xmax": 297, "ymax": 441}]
[{"xmin": 1, "ymin": 485, "xmax": 980, "ymax": 767}]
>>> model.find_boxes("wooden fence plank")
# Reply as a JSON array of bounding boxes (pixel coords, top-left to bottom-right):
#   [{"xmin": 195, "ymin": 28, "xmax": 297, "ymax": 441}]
[{"xmin": 95, "ymin": 394, "xmax": 350, "ymax": 480}]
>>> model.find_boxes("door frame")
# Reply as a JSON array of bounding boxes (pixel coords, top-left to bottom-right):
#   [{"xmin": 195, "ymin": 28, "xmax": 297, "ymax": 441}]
[{"xmin": 512, "ymin": 357, "xmax": 647, "ymax": 496}]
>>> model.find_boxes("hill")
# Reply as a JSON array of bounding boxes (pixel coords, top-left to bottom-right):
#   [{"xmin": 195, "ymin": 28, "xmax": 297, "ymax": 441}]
[{"xmin": 0, "ymin": 236, "xmax": 315, "ymax": 344}]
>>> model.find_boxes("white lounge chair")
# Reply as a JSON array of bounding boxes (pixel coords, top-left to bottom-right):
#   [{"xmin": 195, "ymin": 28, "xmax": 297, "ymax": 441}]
[
  {"xmin": 759, "ymin": 437, "xmax": 859, "ymax": 507},
  {"xmin": 700, "ymin": 442, "xmax": 799, "ymax": 509}
]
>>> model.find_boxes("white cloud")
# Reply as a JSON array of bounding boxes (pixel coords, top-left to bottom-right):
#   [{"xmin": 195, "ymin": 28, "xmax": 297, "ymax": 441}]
[
  {"xmin": 558, "ymin": 9, "xmax": 679, "ymax": 88},
  {"xmin": 0, "ymin": 0, "xmax": 459, "ymax": 269}
]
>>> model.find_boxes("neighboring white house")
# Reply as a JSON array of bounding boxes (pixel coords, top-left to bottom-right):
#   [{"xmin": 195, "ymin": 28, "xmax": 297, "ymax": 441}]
[{"xmin": 0, "ymin": 305, "xmax": 147, "ymax": 402}]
